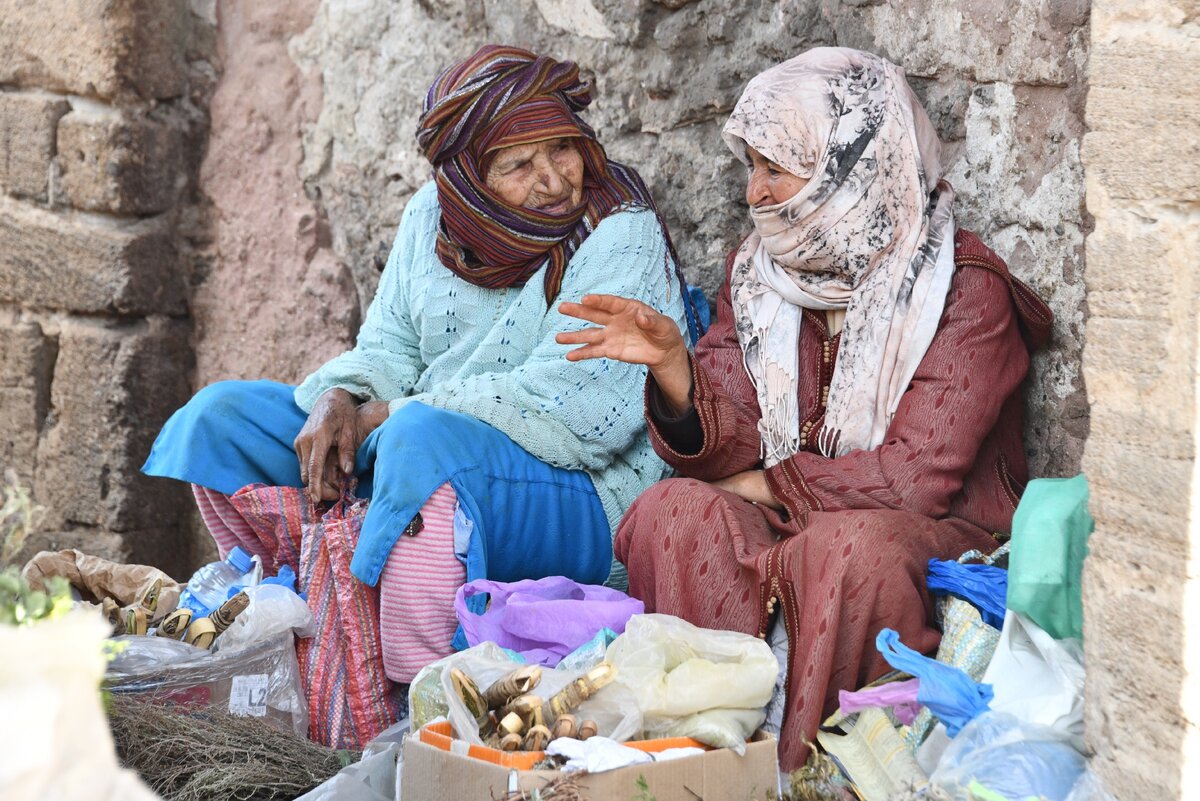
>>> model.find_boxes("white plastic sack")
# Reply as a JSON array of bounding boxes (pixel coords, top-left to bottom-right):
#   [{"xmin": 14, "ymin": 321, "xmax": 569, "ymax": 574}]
[
  {"xmin": 982, "ymin": 611, "xmax": 1085, "ymax": 751},
  {"xmin": 605, "ymin": 614, "xmax": 778, "ymax": 753},
  {"xmin": 0, "ymin": 610, "xmax": 160, "ymax": 801},
  {"xmin": 293, "ymin": 718, "xmax": 410, "ymax": 801},
  {"xmin": 409, "ymin": 642, "xmax": 642, "ymax": 745},
  {"xmin": 213, "ymin": 584, "xmax": 314, "ymax": 653}
]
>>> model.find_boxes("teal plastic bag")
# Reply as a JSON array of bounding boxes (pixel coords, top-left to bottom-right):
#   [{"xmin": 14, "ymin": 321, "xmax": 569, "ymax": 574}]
[{"xmin": 1007, "ymin": 474, "xmax": 1094, "ymax": 640}]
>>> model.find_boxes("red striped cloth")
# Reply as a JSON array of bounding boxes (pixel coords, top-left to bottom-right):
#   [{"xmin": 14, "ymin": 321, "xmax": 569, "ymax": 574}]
[{"xmin": 228, "ymin": 484, "xmax": 404, "ymax": 749}]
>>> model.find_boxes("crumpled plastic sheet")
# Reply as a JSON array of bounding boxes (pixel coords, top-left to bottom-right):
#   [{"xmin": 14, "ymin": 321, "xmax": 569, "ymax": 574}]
[
  {"xmin": 105, "ymin": 631, "xmax": 308, "ymax": 737},
  {"xmin": 410, "ymin": 642, "xmax": 642, "ymax": 745}
]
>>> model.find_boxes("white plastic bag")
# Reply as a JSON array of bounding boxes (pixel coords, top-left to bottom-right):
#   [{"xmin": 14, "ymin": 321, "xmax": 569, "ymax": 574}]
[
  {"xmin": 982, "ymin": 611, "xmax": 1085, "ymax": 750},
  {"xmin": 409, "ymin": 642, "xmax": 642, "ymax": 745},
  {"xmin": 0, "ymin": 610, "xmax": 160, "ymax": 801},
  {"xmin": 605, "ymin": 614, "xmax": 778, "ymax": 752},
  {"xmin": 928, "ymin": 712, "xmax": 1085, "ymax": 801},
  {"xmin": 213, "ymin": 584, "xmax": 313, "ymax": 653}
]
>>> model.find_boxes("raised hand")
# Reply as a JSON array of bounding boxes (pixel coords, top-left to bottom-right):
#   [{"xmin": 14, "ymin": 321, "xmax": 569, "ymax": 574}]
[{"xmin": 558, "ymin": 294, "xmax": 695, "ymax": 415}]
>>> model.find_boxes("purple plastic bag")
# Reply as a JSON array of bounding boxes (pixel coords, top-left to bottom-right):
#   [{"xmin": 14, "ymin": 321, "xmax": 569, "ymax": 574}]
[
  {"xmin": 454, "ymin": 576, "xmax": 644, "ymax": 667},
  {"xmin": 839, "ymin": 678, "xmax": 922, "ymax": 725}
]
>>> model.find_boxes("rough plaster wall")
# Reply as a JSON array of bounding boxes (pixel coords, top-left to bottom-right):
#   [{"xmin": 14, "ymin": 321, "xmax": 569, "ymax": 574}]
[
  {"xmin": 1080, "ymin": 1, "xmax": 1199, "ymax": 797},
  {"xmin": 191, "ymin": 0, "xmax": 359, "ymax": 385},
  {"xmin": 268, "ymin": 0, "xmax": 1090, "ymax": 478}
]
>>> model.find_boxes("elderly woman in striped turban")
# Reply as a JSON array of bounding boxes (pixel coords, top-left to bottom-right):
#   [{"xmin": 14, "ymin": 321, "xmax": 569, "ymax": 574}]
[{"xmin": 144, "ymin": 45, "xmax": 691, "ymax": 681}]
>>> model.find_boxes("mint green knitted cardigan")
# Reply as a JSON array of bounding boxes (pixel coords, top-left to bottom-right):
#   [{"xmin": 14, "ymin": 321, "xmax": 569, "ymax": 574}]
[{"xmin": 295, "ymin": 182, "xmax": 687, "ymax": 586}]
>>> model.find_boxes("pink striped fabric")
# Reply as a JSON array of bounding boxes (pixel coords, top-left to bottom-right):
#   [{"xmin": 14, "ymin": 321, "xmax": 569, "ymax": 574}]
[{"xmin": 378, "ymin": 482, "xmax": 466, "ymax": 682}]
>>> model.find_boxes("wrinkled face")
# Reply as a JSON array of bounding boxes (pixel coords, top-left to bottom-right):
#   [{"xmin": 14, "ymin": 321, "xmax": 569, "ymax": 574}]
[
  {"xmin": 744, "ymin": 145, "xmax": 810, "ymax": 208},
  {"xmin": 485, "ymin": 138, "xmax": 585, "ymax": 214}
]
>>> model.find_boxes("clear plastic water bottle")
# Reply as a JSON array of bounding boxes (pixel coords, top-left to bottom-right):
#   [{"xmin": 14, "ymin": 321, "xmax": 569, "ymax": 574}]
[{"xmin": 178, "ymin": 546, "xmax": 255, "ymax": 617}]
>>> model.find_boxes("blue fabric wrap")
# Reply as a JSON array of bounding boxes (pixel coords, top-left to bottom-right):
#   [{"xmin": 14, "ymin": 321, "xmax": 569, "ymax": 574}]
[{"xmin": 143, "ymin": 379, "xmax": 612, "ymax": 590}]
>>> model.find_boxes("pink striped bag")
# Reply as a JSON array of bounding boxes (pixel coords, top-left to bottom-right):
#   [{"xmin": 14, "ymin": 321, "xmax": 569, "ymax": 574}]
[{"xmin": 229, "ymin": 484, "xmax": 404, "ymax": 748}]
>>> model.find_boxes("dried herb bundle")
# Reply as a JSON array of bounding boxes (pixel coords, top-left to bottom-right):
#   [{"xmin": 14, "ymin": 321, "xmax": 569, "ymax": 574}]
[
  {"xmin": 108, "ymin": 695, "xmax": 355, "ymax": 801},
  {"xmin": 779, "ymin": 744, "xmax": 856, "ymax": 801}
]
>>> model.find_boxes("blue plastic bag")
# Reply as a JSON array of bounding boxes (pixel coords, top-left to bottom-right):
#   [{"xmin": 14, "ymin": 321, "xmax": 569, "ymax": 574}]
[
  {"xmin": 927, "ymin": 559, "xmax": 1008, "ymax": 629},
  {"xmin": 929, "ymin": 711, "xmax": 1086, "ymax": 801},
  {"xmin": 876, "ymin": 628, "xmax": 993, "ymax": 737}
]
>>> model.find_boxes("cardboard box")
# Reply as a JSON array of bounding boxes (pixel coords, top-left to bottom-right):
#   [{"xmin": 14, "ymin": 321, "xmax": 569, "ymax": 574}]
[{"xmin": 401, "ymin": 722, "xmax": 779, "ymax": 801}]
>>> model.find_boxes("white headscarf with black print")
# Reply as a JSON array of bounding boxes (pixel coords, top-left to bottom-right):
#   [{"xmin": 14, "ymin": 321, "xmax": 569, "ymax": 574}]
[{"xmin": 723, "ymin": 47, "xmax": 956, "ymax": 463}]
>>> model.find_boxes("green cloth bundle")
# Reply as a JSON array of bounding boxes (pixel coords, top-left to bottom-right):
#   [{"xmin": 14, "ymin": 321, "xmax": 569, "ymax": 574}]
[{"xmin": 1007, "ymin": 474, "xmax": 1094, "ymax": 640}]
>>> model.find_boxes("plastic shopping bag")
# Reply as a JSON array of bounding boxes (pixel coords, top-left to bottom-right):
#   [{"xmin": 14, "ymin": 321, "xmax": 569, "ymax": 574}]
[
  {"xmin": 455, "ymin": 576, "xmax": 643, "ymax": 667},
  {"xmin": 876, "ymin": 629, "xmax": 992, "ymax": 737},
  {"xmin": 982, "ymin": 611, "xmax": 1085, "ymax": 751},
  {"xmin": 926, "ymin": 559, "xmax": 1007, "ymax": 629},
  {"xmin": 605, "ymin": 613, "xmax": 778, "ymax": 752},
  {"xmin": 408, "ymin": 642, "xmax": 642, "ymax": 745},
  {"xmin": 839, "ymin": 678, "xmax": 921, "ymax": 725},
  {"xmin": 1007, "ymin": 474, "xmax": 1093, "ymax": 640},
  {"xmin": 928, "ymin": 712, "xmax": 1085, "ymax": 801}
]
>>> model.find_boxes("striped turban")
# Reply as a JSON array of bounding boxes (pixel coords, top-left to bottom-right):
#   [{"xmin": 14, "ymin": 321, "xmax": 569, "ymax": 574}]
[{"xmin": 417, "ymin": 45, "xmax": 676, "ymax": 305}]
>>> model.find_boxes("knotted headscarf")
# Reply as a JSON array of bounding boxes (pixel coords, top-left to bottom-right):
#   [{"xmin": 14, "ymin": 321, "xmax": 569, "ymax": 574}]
[
  {"xmin": 417, "ymin": 45, "xmax": 674, "ymax": 306},
  {"xmin": 723, "ymin": 47, "xmax": 957, "ymax": 463}
]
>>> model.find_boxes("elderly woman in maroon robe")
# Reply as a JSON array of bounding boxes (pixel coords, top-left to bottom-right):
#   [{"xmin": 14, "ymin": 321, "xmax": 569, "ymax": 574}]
[{"xmin": 557, "ymin": 46, "xmax": 1052, "ymax": 769}]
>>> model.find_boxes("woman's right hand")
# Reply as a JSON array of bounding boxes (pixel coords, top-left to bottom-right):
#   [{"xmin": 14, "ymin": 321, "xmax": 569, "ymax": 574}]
[
  {"xmin": 294, "ymin": 388, "xmax": 360, "ymax": 502},
  {"xmin": 557, "ymin": 294, "xmax": 694, "ymax": 416}
]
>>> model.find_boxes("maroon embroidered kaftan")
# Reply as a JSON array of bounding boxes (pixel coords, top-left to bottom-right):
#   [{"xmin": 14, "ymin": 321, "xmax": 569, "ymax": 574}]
[{"xmin": 615, "ymin": 230, "xmax": 1050, "ymax": 770}]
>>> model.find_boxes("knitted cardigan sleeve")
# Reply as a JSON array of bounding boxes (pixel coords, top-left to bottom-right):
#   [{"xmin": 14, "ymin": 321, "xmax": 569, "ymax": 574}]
[
  {"xmin": 395, "ymin": 207, "xmax": 687, "ymax": 473},
  {"xmin": 293, "ymin": 188, "xmax": 434, "ymax": 410}
]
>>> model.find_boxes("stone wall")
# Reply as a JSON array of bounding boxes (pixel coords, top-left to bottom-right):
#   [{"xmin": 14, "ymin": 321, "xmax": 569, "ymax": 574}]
[
  {"xmin": 1080, "ymin": 1, "xmax": 1200, "ymax": 797},
  {"xmin": 0, "ymin": 0, "xmax": 215, "ymax": 578},
  {"xmin": 248, "ymin": 0, "xmax": 1090, "ymax": 479},
  {"xmin": 0, "ymin": 0, "xmax": 1093, "ymax": 646}
]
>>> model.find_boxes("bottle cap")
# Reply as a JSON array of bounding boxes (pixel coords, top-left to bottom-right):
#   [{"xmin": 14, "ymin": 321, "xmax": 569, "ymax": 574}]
[{"xmin": 226, "ymin": 546, "xmax": 254, "ymax": 574}]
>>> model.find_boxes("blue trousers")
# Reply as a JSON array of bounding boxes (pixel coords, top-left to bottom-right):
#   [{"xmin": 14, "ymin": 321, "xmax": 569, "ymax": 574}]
[{"xmin": 143, "ymin": 380, "xmax": 612, "ymax": 590}]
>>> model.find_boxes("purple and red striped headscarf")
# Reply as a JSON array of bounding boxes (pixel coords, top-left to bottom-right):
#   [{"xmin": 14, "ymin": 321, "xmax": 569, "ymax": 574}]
[{"xmin": 417, "ymin": 45, "xmax": 675, "ymax": 305}]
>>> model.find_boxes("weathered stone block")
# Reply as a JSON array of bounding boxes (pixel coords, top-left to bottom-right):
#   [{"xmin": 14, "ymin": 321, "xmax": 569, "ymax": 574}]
[
  {"xmin": 56, "ymin": 109, "xmax": 182, "ymax": 215},
  {"xmin": 34, "ymin": 317, "xmax": 193, "ymax": 535},
  {"xmin": 0, "ymin": 91, "xmax": 70, "ymax": 200},
  {"xmin": 0, "ymin": 321, "xmax": 56, "ymax": 486},
  {"xmin": 0, "ymin": 0, "xmax": 188, "ymax": 101},
  {"xmin": 1084, "ymin": 46, "xmax": 1200, "ymax": 201},
  {"xmin": 0, "ymin": 196, "xmax": 182, "ymax": 315}
]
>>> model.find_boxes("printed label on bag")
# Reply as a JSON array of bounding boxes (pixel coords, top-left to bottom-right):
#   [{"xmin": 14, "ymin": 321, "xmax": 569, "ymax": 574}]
[{"xmin": 229, "ymin": 673, "xmax": 269, "ymax": 716}]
